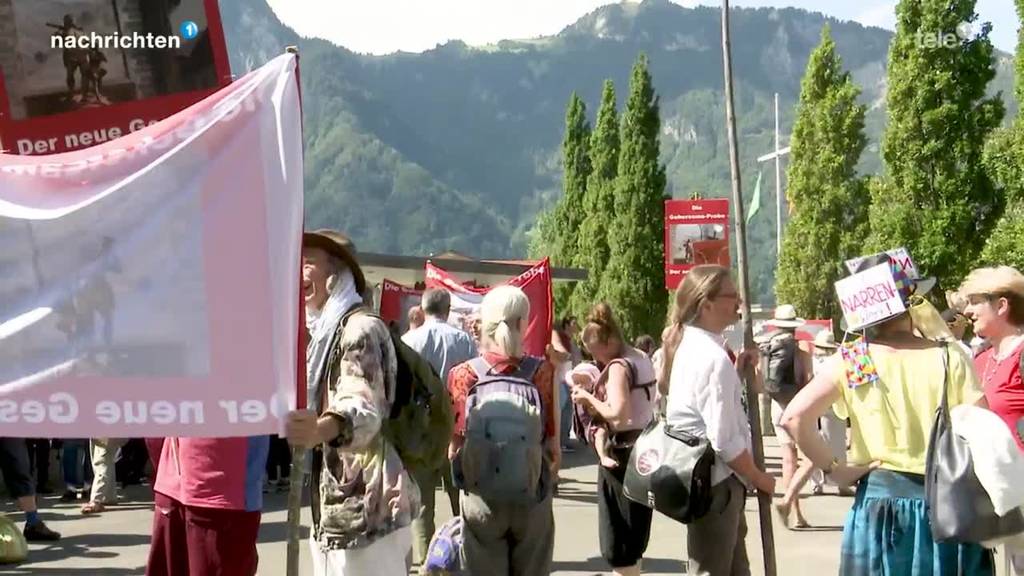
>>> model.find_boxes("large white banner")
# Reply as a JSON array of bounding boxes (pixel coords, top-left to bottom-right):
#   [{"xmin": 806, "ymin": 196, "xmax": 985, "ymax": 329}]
[{"xmin": 0, "ymin": 54, "xmax": 304, "ymax": 437}]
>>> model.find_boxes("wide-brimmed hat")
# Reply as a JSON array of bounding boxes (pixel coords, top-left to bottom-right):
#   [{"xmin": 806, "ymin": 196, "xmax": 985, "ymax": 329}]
[
  {"xmin": 303, "ymin": 229, "xmax": 367, "ymax": 295},
  {"xmin": 813, "ymin": 330, "xmax": 837, "ymax": 350},
  {"xmin": 770, "ymin": 304, "xmax": 806, "ymax": 328}
]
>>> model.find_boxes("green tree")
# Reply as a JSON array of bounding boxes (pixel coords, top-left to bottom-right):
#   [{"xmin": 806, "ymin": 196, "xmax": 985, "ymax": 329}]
[
  {"xmin": 868, "ymin": 0, "xmax": 1005, "ymax": 287},
  {"xmin": 572, "ymin": 80, "xmax": 620, "ymax": 320},
  {"xmin": 599, "ymin": 54, "xmax": 667, "ymax": 339},
  {"xmin": 550, "ymin": 94, "xmax": 592, "ymax": 314},
  {"xmin": 979, "ymin": 0, "xmax": 1024, "ymax": 271},
  {"xmin": 775, "ymin": 26, "xmax": 869, "ymax": 321}
]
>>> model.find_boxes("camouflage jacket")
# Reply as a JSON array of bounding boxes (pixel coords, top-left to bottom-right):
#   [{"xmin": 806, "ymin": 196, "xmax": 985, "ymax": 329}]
[{"xmin": 312, "ymin": 311, "xmax": 420, "ymax": 550}]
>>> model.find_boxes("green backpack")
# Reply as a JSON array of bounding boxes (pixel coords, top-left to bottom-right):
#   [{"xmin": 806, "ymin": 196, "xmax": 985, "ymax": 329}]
[
  {"xmin": 335, "ymin": 309, "xmax": 454, "ymax": 477},
  {"xmin": 0, "ymin": 515, "xmax": 27, "ymax": 564}
]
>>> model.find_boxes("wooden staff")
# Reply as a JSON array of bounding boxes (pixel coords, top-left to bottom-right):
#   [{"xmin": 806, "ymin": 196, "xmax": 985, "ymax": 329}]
[{"xmin": 719, "ymin": 2, "xmax": 777, "ymax": 575}]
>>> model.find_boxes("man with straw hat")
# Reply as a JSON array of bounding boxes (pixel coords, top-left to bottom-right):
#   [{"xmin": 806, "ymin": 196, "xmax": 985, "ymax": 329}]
[{"xmin": 761, "ymin": 304, "xmax": 811, "ymax": 526}]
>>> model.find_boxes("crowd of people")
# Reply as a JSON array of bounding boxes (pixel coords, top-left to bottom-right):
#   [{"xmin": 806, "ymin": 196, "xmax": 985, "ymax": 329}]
[{"xmin": 3, "ymin": 228, "xmax": 1024, "ymax": 576}]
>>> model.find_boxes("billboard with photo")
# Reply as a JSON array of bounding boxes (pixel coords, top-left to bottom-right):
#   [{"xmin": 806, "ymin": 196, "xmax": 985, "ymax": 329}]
[
  {"xmin": 664, "ymin": 199, "xmax": 731, "ymax": 290},
  {"xmin": 0, "ymin": 0, "xmax": 231, "ymax": 155}
]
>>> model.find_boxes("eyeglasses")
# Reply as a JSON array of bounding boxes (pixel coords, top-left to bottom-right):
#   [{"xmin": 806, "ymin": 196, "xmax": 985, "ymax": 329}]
[{"xmin": 966, "ymin": 294, "xmax": 995, "ymax": 306}]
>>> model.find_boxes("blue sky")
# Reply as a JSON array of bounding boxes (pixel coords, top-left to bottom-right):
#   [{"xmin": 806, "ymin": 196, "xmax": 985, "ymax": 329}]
[{"xmin": 267, "ymin": 0, "xmax": 1018, "ymax": 55}]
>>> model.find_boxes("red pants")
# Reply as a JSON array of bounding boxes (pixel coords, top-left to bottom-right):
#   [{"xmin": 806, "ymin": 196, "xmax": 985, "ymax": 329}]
[{"xmin": 146, "ymin": 493, "xmax": 261, "ymax": 576}]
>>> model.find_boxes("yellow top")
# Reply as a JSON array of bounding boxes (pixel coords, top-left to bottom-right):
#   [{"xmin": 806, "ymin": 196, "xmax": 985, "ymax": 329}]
[{"xmin": 828, "ymin": 342, "xmax": 983, "ymax": 475}]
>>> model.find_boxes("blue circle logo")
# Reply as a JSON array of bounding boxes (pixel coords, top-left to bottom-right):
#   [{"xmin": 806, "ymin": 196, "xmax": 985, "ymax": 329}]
[{"xmin": 180, "ymin": 20, "xmax": 199, "ymax": 40}]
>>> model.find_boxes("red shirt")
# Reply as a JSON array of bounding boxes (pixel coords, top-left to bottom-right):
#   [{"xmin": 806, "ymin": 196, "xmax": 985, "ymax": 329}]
[
  {"xmin": 974, "ymin": 342, "xmax": 1024, "ymax": 451},
  {"xmin": 447, "ymin": 352, "xmax": 556, "ymax": 439}
]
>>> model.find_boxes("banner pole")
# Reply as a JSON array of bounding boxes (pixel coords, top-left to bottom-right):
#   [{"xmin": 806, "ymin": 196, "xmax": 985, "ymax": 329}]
[
  {"xmin": 720, "ymin": 2, "xmax": 777, "ymax": 575},
  {"xmin": 284, "ymin": 45, "xmax": 306, "ymax": 576}
]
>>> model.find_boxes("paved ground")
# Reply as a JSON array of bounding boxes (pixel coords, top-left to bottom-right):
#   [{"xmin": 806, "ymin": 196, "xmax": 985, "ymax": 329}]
[{"xmin": 0, "ymin": 437, "xmax": 993, "ymax": 576}]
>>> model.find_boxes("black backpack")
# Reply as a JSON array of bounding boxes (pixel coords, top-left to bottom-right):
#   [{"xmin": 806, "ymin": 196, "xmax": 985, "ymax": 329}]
[{"xmin": 760, "ymin": 333, "xmax": 801, "ymax": 404}]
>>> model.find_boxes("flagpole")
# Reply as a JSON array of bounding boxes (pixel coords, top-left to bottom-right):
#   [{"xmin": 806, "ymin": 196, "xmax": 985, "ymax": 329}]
[
  {"xmin": 285, "ymin": 44, "xmax": 306, "ymax": 576},
  {"xmin": 774, "ymin": 92, "xmax": 783, "ymax": 261},
  {"xmin": 721, "ymin": 2, "xmax": 777, "ymax": 575}
]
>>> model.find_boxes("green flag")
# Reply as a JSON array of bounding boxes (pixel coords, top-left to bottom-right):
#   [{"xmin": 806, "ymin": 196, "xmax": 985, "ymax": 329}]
[{"xmin": 746, "ymin": 170, "xmax": 762, "ymax": 223}]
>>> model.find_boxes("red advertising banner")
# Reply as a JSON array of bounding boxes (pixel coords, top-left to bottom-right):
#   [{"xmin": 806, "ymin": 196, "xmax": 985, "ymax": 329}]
[
  {"xmin": 664, "ymin": 199, "xmax": 731, "ymax": 290},
  {"xmin": 378, "ymin": 279, "xmax": 423, "ymax": 334},
  {"xmin": 425, "ymin": 259, "xmax": 553, "ymax": 357},
  {"xmin": 0, "ymin": 0, "xmax": 231, "ymax": 155}
]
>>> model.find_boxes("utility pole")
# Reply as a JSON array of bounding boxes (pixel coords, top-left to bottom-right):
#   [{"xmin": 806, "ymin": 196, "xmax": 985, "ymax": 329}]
[
  {"xmin": 756, "ymin": 92, "xmax": 790, "ymax": 262},
  {"xmin": 721, "ymin": 2, "xmax": 777, "ymax": 575}
]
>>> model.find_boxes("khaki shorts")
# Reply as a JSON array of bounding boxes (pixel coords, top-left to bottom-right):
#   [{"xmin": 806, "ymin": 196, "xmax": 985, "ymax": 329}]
[{"xmin": 771, "ymin": 400, "xmax": 793, "ymax": 445}]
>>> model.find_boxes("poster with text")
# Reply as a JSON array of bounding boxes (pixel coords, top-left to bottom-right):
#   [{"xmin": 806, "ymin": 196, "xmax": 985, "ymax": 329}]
[
  {"xmin": 0, "ymin": 54, "xmax": 303, "ymax": 437},
  {"xmin": 664, "ymin": 199, "xmax": 731, "ymax": 290},
  {"xmin": 0, "ymin": 0, "xmax": 231, "ymax": 155}
]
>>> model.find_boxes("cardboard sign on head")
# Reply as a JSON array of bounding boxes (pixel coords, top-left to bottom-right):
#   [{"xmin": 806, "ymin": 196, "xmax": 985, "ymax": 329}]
[{"xmin": 425, "ymin": 260, "xmax": 553, "ymax": 357}]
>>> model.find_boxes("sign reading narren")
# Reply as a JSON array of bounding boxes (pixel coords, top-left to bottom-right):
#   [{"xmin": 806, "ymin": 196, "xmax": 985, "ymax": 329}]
[{"xmin": 836, "ymin": 263, "xmax": 906, "ymax": 332}]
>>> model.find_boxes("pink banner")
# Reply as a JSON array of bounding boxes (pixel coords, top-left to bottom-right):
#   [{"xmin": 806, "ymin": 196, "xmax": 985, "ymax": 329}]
[
  {"xmin": 0, "ymin": 55, "xmax": 304, "ymax": 437},
  {"xmin": 425, "ymin": 260, "xmax": 553, "ymax": 357}
]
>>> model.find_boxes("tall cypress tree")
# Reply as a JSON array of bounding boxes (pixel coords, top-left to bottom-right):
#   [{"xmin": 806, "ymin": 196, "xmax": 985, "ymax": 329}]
[
  {"xmin": 977, "ymin": 0, "xmax": 1024, "ymax": 271},
  {"xmin": 552, "ymin": 93, "xmax": 591, "ymax": 314},
  {"xmin": 868, "ymin": 0, "xmax": 1004, "ymax": 286},
  {"xmin": 572, "ymin": 80, "xmax": 619, "ymax": 321},
  {"xmin": 600, "ymin": 54, "xmax": 667, "ymax": 339},
  {"xmin": 775, "ymin": 26, "xmax": 869, "ymax": 321}
]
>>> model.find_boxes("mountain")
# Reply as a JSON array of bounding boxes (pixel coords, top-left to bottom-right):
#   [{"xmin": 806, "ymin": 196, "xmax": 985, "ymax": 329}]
[{"xmin": 216, "ymin": 0, "xmax": 1016, "ymax": 306}]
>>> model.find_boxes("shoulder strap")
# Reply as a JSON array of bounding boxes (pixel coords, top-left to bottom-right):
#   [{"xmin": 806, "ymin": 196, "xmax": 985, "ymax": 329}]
[
  {"xmin": 468, "ymin": 357, "xmax": 492, "ymax": 380},
  {"xmin": 514, "ymin": 356, "xmax": 543, "ymax": 381},
  {"xmin": 939, "ymin": 342, "xmax": 950, "ymax": 417}
]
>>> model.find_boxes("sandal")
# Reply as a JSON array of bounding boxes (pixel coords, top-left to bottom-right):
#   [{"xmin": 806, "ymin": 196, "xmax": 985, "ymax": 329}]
[
  {"xmin": 80, "ymin": 502, "xmax": 106, "ymax": 515},
  {"xmin": 793, "ymin": 516, "xmax": 811, "ymax": 529}
]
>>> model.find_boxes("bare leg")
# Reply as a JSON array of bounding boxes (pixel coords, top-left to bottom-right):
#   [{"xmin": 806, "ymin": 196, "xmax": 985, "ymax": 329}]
[
  {"xmin": 774, "ymin": 458, "xmax": 816, "ymax": 529},
  {"xmin": 780, "ymin": 444, "xmax": 807, "ymax": 524}
]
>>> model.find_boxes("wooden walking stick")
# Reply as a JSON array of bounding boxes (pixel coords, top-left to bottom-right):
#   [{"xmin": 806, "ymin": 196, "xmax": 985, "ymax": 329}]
[{"xmin": 719, "ymin": 2, "xmax": 777, "ymax": 575}]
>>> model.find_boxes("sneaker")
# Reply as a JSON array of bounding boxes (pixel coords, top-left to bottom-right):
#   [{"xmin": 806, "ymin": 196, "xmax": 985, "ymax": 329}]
[
  {"xmin": 24, "ymin": 521, "xmax": 61, "ymax": 541},
  {"xmin": 59, "ymin": 490, "xmax": 77, "ymax": 502}
]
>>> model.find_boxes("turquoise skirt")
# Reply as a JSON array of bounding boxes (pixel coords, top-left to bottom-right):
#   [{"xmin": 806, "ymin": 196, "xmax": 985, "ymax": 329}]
[{"xmin": 840, "ymin": 469, "xmax": 994, "ymax": 576}]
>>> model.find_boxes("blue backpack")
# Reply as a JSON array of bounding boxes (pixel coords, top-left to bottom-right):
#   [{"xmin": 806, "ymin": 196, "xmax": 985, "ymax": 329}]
[{"xmin": 453, "ymin": 356, "xmax": 547, "ymax": 503}]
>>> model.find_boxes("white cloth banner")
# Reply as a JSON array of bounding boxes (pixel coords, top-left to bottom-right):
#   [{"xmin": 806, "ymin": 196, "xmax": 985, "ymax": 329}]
[{"xmin": 0, "ymin": 54, "xmax": 303, "ymax": 437}]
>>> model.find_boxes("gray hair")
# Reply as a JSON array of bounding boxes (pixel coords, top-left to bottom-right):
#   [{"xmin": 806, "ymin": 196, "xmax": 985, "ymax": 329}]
[{"xmin": 421, "ymin": 288, "xmax": 451, "ymax": 318}]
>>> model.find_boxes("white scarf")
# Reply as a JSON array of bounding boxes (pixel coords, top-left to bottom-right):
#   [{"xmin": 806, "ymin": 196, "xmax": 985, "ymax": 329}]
[{"xmin": 306, "ymin": 269, "xmax": 363, "ymax": 411}]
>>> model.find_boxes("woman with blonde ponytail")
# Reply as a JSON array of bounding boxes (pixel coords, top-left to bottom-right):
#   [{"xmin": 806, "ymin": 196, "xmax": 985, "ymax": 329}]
[
  {"xmin": 664, "ymin": 265, "xmax": 774, "ymax": 575},
  {"xmin": 445, "ymin": 285, "xmax": 559, "ymax": 576}
]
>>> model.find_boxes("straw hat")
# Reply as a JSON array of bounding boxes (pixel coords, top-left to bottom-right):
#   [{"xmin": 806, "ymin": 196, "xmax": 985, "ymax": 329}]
[
  {"xmin": 302, "ymin": 229, "xmax": 367, "ymax": 296},
  {"xmin": 813, "ymin": 330, "xmax": 837, "ymax": 350},
  {"xmin": 770, "ymin": 304, "xmax": 806, "ymax": 329}
]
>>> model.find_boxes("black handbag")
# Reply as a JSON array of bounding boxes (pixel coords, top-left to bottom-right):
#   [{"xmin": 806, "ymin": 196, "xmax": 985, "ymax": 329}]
[
  {"xmin": 925, "ymin": 344, "xmax": 1024, "ymax": 543},
  {"xmin": 622, "ymin": 417, "xmax": 715, "ymax": 524}
]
